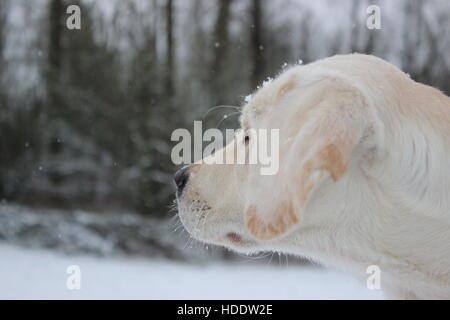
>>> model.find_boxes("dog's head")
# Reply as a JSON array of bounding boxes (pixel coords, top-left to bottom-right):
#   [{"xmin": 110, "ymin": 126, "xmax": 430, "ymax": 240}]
[{"xmin": 175, "ymin": 62, "xmax": 369, "ymax": 254}]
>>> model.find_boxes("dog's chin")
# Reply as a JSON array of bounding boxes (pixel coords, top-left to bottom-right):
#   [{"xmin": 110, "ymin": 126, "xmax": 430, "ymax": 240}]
[
  {"xmin": 177, "ymin": 200, "xmax": 260, "ymax": 254},
  {"xmin": 193, "ymin": 231, "xmax": 261, "ymax": 255}
]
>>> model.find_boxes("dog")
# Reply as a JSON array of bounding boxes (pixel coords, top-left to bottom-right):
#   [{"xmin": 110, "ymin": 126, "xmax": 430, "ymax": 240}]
[{"xmin": 174, "ymin": 54, "xmax": 450, "ymax": 299}]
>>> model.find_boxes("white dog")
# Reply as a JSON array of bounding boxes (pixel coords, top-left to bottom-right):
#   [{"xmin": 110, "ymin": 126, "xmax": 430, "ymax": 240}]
[{"xmin": 174, "ymin": 54, "xmax": 450, "ymax": 299}]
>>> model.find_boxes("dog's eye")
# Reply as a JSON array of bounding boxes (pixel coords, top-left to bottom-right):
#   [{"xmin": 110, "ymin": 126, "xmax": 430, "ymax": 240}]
[{"xmin": 244, "ymin": 132, "xmax": 250, "ymax": 145}]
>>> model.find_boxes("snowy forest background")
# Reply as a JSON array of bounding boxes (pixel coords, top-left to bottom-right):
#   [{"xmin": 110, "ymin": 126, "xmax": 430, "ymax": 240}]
[{"xmin": 0, "ymin": 0, "xmax": 449, "ymax": 263}]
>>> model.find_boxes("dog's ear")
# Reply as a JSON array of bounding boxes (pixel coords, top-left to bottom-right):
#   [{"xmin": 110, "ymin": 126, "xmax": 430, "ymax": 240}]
[{"xmin": 244, "ymin": 87, "xmax": 369, "ymax": 240}]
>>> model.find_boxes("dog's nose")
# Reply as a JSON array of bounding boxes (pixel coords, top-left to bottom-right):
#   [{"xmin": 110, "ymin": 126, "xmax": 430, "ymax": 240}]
[{"xmin": 174, "ymin": 166, "xmax": 190, "ymax": 195}]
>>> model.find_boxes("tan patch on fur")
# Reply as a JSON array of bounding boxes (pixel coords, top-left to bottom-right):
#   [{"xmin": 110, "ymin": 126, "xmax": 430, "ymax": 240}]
[
  {"xmin": 313, "ymin": 144, "xmax": 348, "ymax": 181},
  {"xmin": 276, "ymin": 76, "xmax": 295, "ymax": 100},
  {"xmin": 298, "ymin": 136, "xmax": 352, "ymax": 205},
  {"xmin": 299, "ymin": 179, "xmax": 316, "ymax": 206},
  {"xmin": 245, "ymin": 202, "xmax": 299, "ymax": 240}
]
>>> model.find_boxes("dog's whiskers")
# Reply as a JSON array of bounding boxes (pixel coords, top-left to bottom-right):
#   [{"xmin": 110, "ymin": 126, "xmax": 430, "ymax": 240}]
[
  {"xmin": 236, "ymin": 251, "xmax": 272, "ymax": 263},
  {"xmin": 216, "ymin": 111, "xmax": 242, "ymax": 129},
  {"xmin": 202, "ymin": 105, "xmax": 242, "ymax": 121}
]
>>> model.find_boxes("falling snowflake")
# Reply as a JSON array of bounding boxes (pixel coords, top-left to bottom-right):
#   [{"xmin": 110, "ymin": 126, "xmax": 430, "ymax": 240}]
[{"xmin": 261, "ymin": 77, "xmax": 273, "ymax": 88}]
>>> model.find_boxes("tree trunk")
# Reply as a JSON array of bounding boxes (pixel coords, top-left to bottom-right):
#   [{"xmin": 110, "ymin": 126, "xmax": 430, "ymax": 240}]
[
  {"xmin": 349, "ymin": 0, "xmax": 360, "ymax": 53},
  {"xmin": 48, "ymin": 0, "xmax": 63, "ymax": 88},
  {"xmin": 250, "ymin": 0, "xmax": 265, "ymax": 88},
  {"xmin": 212, "ymin": 0, "xmax": 233, "ymax": 76},
  {"xmin": 0, "ymin": 0, "xmax": 7, "ymax": 66},
  {"xmin": 150, "ymin": 0, "xmax": 158, "ymax": 64},
  {"xmin": 211, "ymin": 0, "xmax": 233, "ymax": 103},
  {"xmin": 47, "ymin": 0, "xmax": 65, "ymax": 187},
  {"xmin": 165, "ymin": 0, "xmax": 175, "ymax": 96},
  {"xmin": 403, "ymin": 0, "xmax": 424, "ymax": 75}
]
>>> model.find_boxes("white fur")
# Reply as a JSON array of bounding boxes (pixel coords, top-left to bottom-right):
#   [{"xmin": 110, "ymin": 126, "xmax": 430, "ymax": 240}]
[{"xmin": 176, "ymin": 54, "xmax": 450, "ymax": 299}]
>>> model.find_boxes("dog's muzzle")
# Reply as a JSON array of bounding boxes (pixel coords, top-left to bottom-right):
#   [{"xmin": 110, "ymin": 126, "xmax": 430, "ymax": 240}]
[{"xmin": 174, "ymin": 166, "xmax": 190, "ymax": 196}]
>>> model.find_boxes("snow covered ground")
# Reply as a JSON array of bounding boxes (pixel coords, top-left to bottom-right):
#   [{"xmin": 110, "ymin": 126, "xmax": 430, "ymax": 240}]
[{"xmin": 0, "ymin": 244, "xmax": 384, "ymax": 300}]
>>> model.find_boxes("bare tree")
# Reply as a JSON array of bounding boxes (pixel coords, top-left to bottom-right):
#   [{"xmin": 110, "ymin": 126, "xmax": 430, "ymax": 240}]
[
  {"xmin": 48, "ymin": 0, "xmax": 63, "ymax": 90},
  {"xmin": 403, "ymin": 0, "xmax": 425, "ymax": 75},
  {"xmin": 250, "ymin": 0, "xmax": 265, "ymax": 88},
  {"xmin": 210, "ymin": 0, "xmax": 233, "ymax": 103},
  {"xmin": 349, "ymin": 0, "xmax": 361, "ymax": 52},
  {"xmin": 212, "ymin": 0, "xmax": 233, "ymax": 76},
  {"xmin": 46, "ymin": 0, "xmax": 65, "ymax": 174},
  {"xmin": 361, "ymin": 0, "xmax": 380, "ymax": 54},
  {"xmin": 165, "ymin": 0, "xmax": 175, "ymax": 96},
  {"xmin": 0, "ymin": 0, "xmax": 7, "ymax": 66}
]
